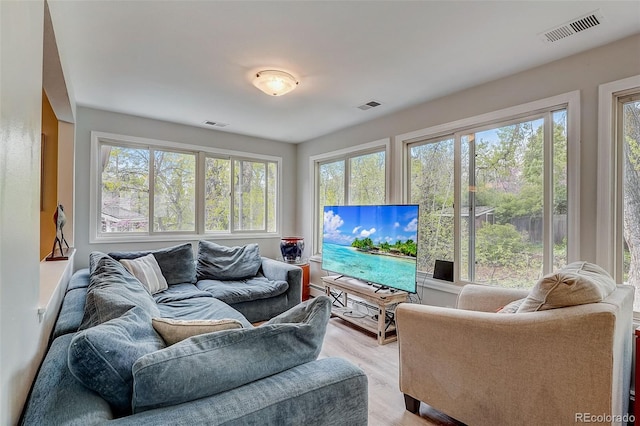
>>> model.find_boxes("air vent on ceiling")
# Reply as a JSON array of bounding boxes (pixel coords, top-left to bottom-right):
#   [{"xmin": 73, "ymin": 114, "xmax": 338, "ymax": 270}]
[
  {"xmin": 203, "ymin": 120, "xmax": 229, "ymax": 128},
  {"xmin": 539, "ymin": 10, "xmax": 604, "ymax": 43},
  {"xmin": 357, "ymin": 100, "xmax": 382, "ymax": 111}
]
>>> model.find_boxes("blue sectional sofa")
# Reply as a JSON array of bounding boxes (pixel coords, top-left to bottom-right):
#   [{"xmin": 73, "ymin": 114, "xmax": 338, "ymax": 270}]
[{"xmin": 21, "ymin": 243, "xmax": 368, "ymax": 425}]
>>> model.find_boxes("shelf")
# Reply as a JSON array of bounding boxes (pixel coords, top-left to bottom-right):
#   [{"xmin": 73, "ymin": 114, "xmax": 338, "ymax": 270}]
[
  {"xmin": 321, "ymin": 275, "xmax": 407, "ymax": 345},
  {"xmin": 39, "ymin": 249, "xmax": 74, "ymax": 323},
  {"xmin": 331, "ymin": 306, "xmax": 397, "ymax": 337}
]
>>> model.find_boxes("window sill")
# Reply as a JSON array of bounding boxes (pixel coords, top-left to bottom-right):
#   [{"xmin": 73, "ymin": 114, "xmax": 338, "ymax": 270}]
[
  {"xmin": 417, "ymin": 276, "xmax": 464, "ymax": 295},
  {"xmin": 90, "ymin": 233, "xmax": 281, "ymax": 244},
  {"xmin": 39, "ymin": 249, "xmax": 75, "ymax": 323}
]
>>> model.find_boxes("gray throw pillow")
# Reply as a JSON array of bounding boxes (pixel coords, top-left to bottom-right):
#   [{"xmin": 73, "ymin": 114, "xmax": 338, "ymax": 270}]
[
  {"xmin": 131, "ymin": 296, "xmax": 332, "ymax": 413},
  {"xmin": 80, "ymin": 252, "xmax": 159, "ymax": 330},
  {"xmin": 196, "ymin": 240, "xmax": 261, "ymax": 281},
  {"xmin": 68, "ymin": 306, "xmax": 165, "ymax": 415},
  {"xmin": 109, "ymin": 243, "xmax": 196, "ymax": 285}
]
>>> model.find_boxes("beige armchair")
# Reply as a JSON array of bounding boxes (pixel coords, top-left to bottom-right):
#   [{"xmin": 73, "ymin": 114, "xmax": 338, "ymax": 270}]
[{"xmin": 396, "ymin": 284, "xmax": 634, "ymax": 426}]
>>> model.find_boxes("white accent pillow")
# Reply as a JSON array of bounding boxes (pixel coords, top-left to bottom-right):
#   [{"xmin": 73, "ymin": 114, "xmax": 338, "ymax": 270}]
[
  {"xmin": 120, "ymin": 253, "xmax": 168, "ymax": 295},
  {"xmin": 517, "ymin": 261, "xmax": 617, "ymax": 313},
  {"xmin": 152, "ymin": 318, "xmax": 244, "ymax": 345}
]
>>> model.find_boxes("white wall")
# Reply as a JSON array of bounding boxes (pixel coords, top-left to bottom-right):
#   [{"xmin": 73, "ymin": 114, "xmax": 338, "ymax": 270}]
[
  {"xmin": 73, "ymin": 107, "xmax": 299, "ymax": 269},
  {"xmin": 297, "ymin": 34, "xmax": 640, "ymax": 303},
  {"xmin": 0, "ymin": 1, "xmax": 45, "ymax": 423}
]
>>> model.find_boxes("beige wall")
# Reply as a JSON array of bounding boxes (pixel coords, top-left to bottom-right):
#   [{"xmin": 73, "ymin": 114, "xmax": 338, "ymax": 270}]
[
  {"xmin": 73, "ymin": 107, "xmax": 299, "ymax": 269},
  {"xmin": 40, "ymin": 91, "xmax": 59, "ymax": 260},
  {"xmin": 297, "ymin": 34, "xmax": 640, "ymax": 301},
  {"xmin": 0, "ymin": 1, "xmax": 45, "ymax": 423}
]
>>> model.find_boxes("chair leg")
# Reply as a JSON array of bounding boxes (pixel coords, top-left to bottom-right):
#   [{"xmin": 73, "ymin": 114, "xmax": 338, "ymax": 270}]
[{"xmin": 404, "ymin": 394, "xmax": 420, "ymax": 413}]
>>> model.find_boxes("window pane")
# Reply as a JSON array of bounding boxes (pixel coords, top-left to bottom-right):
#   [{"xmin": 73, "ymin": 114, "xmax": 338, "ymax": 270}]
[
  {"xmin": 101, "ymin": 145, "xmax": 149, "ymax": 233},
  {"xmin": 319, "ymin": 160, "xmax": 345, "ymax": 208},
  {"xmin": 96, "ymin": 135, "xmax": 280, "ymax": 238},
  {"xmin": 234, "ymin": 160, "xmax": 266, "ymax": 231},
  {"xmin": 623, "ymin": 99, "xmax": 640, "ymax": 309},
  {"xmin": 319, "ymin": 160, "xmax": 345, "ymax": 250},
  {"xmin": 349, "ymin": 151, "xmax": 385, "ymax": 205},
  {"xmin": 460, "ymin": 135, "xmax": 471, "ymax": 281},
  {"xmin": 471, "ymin": 119, "xmax": 544, "ymax": 288},
  {"xmin": 267, "ymin": 162, "xmax": 277, "ymax": 233},
  {"xmin": 409, "ymin": 138, "xmax": 454, "ymax": 275},
  {"xmin": 153, "ymin": 150, "xmax": 196, "ymax": 232},
  {"xmin": 553, "ymin": 110, "xmax": 568, "ymax": 270},
  {"xmin": 205, "ymin": 157, "xmax": 231, "ymax": 232}
]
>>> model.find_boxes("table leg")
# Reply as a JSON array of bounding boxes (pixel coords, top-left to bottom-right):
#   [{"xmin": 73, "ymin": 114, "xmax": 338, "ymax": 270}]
[{"xmin": 378, "ymin": 305, "xmax": 387, "ymax": 344}]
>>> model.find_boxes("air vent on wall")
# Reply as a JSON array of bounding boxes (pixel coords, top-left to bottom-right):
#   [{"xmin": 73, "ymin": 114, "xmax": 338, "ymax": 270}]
[
  {"xmin": 357, "ymin": 100, "xmax": 382, "ymax": 111},
  {"xmin": 539, "ymin": 10, "xmax": 604, "ymax": 43},
  {"xmin": 203, "ymin": 120, "xmax": 229, "ymax": 128}
]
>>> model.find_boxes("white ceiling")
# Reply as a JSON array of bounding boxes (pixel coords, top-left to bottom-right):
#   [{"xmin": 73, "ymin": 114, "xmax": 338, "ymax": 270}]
[{"xmin": 48, "ymin": 1, "xmax": 640, "ymax": 143}]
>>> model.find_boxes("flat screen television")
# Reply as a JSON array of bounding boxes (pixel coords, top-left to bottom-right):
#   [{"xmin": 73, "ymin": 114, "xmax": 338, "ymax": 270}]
[{"xmin": 321, "ymin": 204, "xmax": 419, "ymax": 293}]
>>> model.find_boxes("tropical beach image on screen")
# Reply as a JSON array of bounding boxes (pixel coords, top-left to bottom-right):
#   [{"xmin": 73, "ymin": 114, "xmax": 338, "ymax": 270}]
[{"xmin": 321, "ymin": 205, "xmax": 419, "ymax": 293}]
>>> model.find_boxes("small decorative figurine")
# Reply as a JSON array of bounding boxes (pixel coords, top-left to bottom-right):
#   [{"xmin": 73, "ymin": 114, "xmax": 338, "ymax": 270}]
[{"xmin": 47, "ymin": 204, "xmax": 70, "ymax": 260}]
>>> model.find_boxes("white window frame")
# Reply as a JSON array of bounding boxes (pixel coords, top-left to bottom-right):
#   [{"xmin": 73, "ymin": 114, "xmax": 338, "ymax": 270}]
[
  {"xmin": 90, "ymin": 131, "xmax": 281, "ymax": 243},
  {"xmin": 309, "ymin": 138, "xmax": 391, "ymax": 255},
  {"xmin": 395, "ymin": 91, "xmax": 581, "ymax": 286},
  {"xmin": 596, "ymin": 75, "xmax": 640, "ymax": 281}
]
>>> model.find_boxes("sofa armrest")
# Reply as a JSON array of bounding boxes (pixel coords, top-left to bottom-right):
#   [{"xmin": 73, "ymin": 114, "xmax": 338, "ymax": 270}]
[
  {"xmin": 456, "ymin": 283, "xmax": 529, "ymax": 312},
  {"xmin": 113, "ymin": 358, "xmax": 368, "ymax": 425},
  {"xmin": 21, "ymin": 334, "xmax": 115, "ymax": 425},
  {"xmin": 396, "ymin": 302, "xmax": 620, "ymax": 425},
  {"xmin": 260, "ymin": 257, "xmax": 302, "ymax": 306}
]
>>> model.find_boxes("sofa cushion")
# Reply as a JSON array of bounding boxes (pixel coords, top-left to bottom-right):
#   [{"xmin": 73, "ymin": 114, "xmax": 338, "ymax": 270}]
[
  {"xmin": 197, "ymin": 276, "xmax": 289, "ymax": 304},
  {"xmin": 496, "ymin": 298, "xmax": 526, "ymax": 313},
  {"xmin": 80, "ymin": 252, "xmax": 159, "ymax": 330},
  {"xmin": 67, "ymin": 268, "xmax": 90, "ymax": 291},
  {"xmin": 68, "ymin": 306, "xmax": 165, "ymax": 415},
  {"xmin": 52, "ymin": 288, "xmax": 87, "ymax": 339},
  {"xmin": 517, "ymin": 261, "xmax": 617, "ymax": 313},
  {"xmin": 120, "ymin": 253, "xmax": 168, "ymax": 294},
  {"xmin": 156, "ymin": 296, "xmax": 253, "ymax": 329},
  {"xmin": 21, "ymin": 334, "xmax": 114, "ymax": 425},
  {"xmin": 152, "ymin": 317, "xmax": 244, "ymax": 345},
  {"xmin": 153, "ymin": 282, "xmax": 213, "ymax": 304},
  {"xmin": 196, "ymin": 240, "xmax": 261, "ymax": 281},
  {"xmin": 131, "ymin": 296, "xmax": 332, "ymax": 413},
  {"xmin": 109, "ymin": 243, "xmax": 196, "ymax": 285}
]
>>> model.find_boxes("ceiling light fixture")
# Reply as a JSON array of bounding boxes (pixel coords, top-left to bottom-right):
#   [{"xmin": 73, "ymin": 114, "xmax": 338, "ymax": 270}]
[{"xmin": 253, "ymin": 70, "xmax": 299, "ymax": 96}]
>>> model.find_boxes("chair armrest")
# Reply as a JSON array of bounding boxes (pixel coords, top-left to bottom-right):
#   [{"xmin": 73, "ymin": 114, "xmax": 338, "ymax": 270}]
[
  {"xmin": 260, "ymin": 257, "xmax": 302, "ymax": 306},
  {"xmin": 456, "ymin": 284, "xmax": 529, "ymax": 312}
]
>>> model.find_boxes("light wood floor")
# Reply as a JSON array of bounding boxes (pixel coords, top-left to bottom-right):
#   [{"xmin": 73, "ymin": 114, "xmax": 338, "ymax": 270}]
[{"xmin": 319, "ymin": 318, "xmax": 464, "ymax": 426}]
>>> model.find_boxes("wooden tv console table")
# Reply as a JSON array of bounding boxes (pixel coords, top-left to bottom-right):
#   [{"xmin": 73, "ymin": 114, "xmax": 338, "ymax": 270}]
[{"xmin": 321, "ymin": 275, "xmax": 408, "ymax": 345}]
